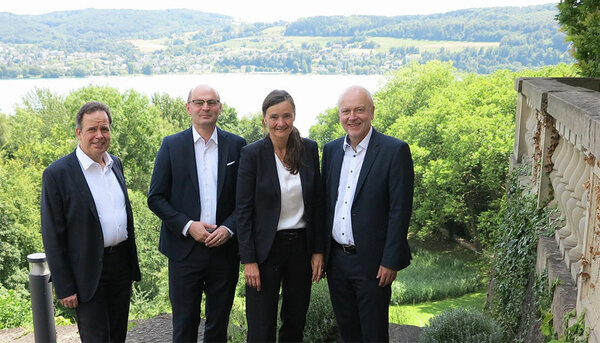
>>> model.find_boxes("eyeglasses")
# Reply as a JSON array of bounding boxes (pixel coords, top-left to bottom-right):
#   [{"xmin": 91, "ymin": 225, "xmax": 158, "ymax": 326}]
[{"xmin": 188, "ymin": 99, "xmax": 220, "ymax": 106}]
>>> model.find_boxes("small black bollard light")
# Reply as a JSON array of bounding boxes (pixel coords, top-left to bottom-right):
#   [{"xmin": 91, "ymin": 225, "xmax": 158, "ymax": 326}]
[{"xmin": 28, "ymin": 252, "xmax": 56, "ymax": 343}]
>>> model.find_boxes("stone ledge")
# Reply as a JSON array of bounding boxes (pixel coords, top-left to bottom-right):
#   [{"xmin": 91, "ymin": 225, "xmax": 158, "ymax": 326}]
[{"xmin": 537, "ymin": 236, "xmax": 578, "ymax": 337}]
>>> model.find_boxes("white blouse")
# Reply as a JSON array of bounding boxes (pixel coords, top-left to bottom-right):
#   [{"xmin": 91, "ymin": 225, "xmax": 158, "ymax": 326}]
[{"xmin": 274, "ymin": 153, "xmax": 306, "ymax": 231}]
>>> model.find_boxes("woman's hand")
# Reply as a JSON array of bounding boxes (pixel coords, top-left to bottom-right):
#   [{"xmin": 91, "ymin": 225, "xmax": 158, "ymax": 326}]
[
  {"xmin": 311, "ymin": 253, "xmax": 324, "ymax": 282},
  {"xmin": 244, "ymin": 262, "xmax": 261, "ymax": 291}
]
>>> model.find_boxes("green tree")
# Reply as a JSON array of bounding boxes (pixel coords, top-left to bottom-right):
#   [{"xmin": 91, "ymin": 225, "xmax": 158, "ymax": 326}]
[
  {"xmin": 151, "ymin": 93, "xmax": 188, "ymax": 132},
  {"xmin": 384, "ymin": 63, "xmax": 575, "ymax": 247},
  {"xmin": 4, "ymin": 89, "xmax": 73, "ymax": 168},
  {"xmin": 373, "ymin": 60, "xmax": 455, "ymax": 130},
  {"xmin": 218, "ymin": 103, "xmax": 240, "ymax": 133},
  {"xmin": 0, "ymin": 160, "xmax": 43, "ymax": 289},
  {"xmin": 557, "ymin": 0, "xmax": 600, "ymax": 76},
  {"xmin": 235, "ymin": 112, "xmax": 265, "ymax": 144},
  {"xmin": 0, "ymin": 113, "xmax": 9, "ymax": 149},
  {"xmin": 308, "ymin": 108, "xmax": 345, "ymax": 151}
]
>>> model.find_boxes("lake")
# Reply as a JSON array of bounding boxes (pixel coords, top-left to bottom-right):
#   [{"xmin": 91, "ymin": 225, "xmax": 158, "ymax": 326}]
[{"xmin": 0, "ymin": 74, "xmax": 386, "ymax": 135}]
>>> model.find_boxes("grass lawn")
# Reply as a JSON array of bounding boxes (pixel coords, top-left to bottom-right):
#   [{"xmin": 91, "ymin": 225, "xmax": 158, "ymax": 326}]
[{"xmin": 390, "ymin": 292, "xmax": 486, "ymax": 327}]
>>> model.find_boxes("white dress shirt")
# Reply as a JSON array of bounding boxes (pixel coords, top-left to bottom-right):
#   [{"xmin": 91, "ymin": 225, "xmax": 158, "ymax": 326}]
[
  {"xmin": 274, "ymin": 153, "xmax": 306, "ymax": 231},
  {"xmin": 76, "ymin": 145, "xmax": 128, "ymax": 248},
  {"xmin": 332, "ymin": 126, "xmax": 373, "ymax": 245},
  {"xmin": 183, "ymin": 127, "xmax": 220, "ymax": 236}
]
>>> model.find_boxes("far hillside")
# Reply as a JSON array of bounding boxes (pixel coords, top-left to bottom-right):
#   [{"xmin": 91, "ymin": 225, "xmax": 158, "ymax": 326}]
[{"xmin": 0, "ymin": 4, "xmax": 572, "ymax": 78}]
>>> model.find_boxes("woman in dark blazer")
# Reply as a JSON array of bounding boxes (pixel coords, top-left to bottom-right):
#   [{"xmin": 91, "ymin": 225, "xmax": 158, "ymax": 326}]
[{"xmin": 237, "ymin": 90, "xmax": 324, "ymax": 342}]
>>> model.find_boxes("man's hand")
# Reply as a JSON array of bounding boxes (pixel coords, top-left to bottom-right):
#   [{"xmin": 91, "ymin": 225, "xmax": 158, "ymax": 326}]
[
  {"xmin": 311, "ymin": 253, "xmax": 324, "ymax": 282},
  {"xmin": 244, "ymin": 263, "xmax": 261, "ymax": 292},
  {"xmin": 376, "ymin": 265, "xmax": 397, "ymax": 287},
  {"xmin": 60, "ymin": 294, "xmax": 78, "ymax": 308},
  {"xmin": 204, "ymin": 226, "xmax": 231, "ymax": 247},
  {"xmin": 188, "ymin": 221, "xmax": 217, "ymax": 243}
]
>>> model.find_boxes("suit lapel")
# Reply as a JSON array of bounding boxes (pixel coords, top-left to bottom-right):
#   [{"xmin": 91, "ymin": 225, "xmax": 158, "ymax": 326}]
[
  {"xmin": 66, "ymin": 151, "xmax": 99, "ymax": 220},
  {"xmin": 110, "ymin": 156, "xmax": 134, "ymax": 231},
  {"xmin": 111, "ymin": 157, "xmax": 127, "ymax": 195},
  {"xmin": 263, "ymin": 137, "xmax": 281, "ymax": 200},
  {"xmin": 354, "ymin": 129, "xmax": 380, "ymax": 201},
  {"xmin": 216, "ymin": 128, "xmax": 228, "ymax": 201},
  {"xmin": 299, "ymin": 143, "xmax": 309, "ymax": 206},
  {"xmin": 184, "ymin": 127, "xmax": 200, "ymax": 196},
  {"xmin": 328, "ymin": 140, "xmax": 344, "ymax": 208}
]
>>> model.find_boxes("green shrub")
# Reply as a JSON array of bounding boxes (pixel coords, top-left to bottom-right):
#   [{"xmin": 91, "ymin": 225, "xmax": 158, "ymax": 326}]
[
  {"xmin": 489, "ymin": 169, "xmax": 557, "ymax": 337},
  {"xmin": 304, "ymin": 280, "xmax": 337, "ymax": 342},
  {"xmin": 418, "ymin": 308, "xmax": 504, "ymax": 343},
  {"xmin": 0, "ymin": 285, "xmax": 32, "ymax": 329}
]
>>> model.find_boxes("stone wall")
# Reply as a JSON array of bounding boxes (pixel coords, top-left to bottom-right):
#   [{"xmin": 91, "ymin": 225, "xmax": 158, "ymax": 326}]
[{"xmin": 512, "ymin": 77, "xmax": 600, "ymax": 342}]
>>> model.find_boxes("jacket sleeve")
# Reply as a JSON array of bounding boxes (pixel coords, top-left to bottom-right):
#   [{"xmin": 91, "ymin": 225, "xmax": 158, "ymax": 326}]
[
  {"xmin": 218, "ymin": 136, "xmax": 247, "ymax": 234},
  {"xmin": 40, "ymin": 168, "xmax": 76, "ymax": 299},
  {"xmin": 147, "ymin": 137, "xmax": 191, "ymax": 234},
  {"xmin": 236, "ymin": 145, "xmax": 258, "ymax": 263},
  {"xmin": 310, "ymin": 140, "xmax": 325, "ymax": 254},
  {"xmin": 381, "ymin": 142, "xmax": 414, "ymax": 271}
]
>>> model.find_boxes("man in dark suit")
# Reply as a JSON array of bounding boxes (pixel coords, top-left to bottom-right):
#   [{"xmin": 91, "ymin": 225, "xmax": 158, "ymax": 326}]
[
  {"xmin": 322, "ymin": 86, "xmax": 414, "ymax": 342},
  {"xmin": 148, "ymin": 84, "xmax": 246, "ymax": 342},
  {"xmin": 41, "ymin": 101, "xmax": 141, "ymax": 342}
]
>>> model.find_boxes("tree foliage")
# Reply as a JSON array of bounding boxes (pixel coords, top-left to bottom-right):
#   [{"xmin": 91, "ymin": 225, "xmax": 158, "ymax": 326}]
[{"xmin": 557, "ymin": 0, "xmax": 600, "ymax": 76}]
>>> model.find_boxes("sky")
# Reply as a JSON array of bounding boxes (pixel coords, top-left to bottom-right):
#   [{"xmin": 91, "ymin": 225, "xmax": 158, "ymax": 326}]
[{"xmin": 2, "ymin": 0, "xmax": 557, "ymax": 22}]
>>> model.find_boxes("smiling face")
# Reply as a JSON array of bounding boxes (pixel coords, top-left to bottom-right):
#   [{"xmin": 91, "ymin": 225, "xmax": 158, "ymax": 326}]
[
  {"xmin": 186, "ymin": 85, "xmax": 221, "ymax": 131},
  {"xmin": 76, "ymin": 110, "xmax": 111, "ymax": 164},
  {"xmin": 338, "ymin": 87, "xmax": 375, "ymax": 148},
  {"xmin": 264, "ymin": 100, "xmax": 295, "ymax": 142}
]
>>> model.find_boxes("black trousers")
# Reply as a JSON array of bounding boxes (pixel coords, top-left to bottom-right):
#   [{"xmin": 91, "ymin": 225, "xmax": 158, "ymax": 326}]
[
  {"xmin": 245, "ymin": 229, "xmax": 312, "ymax": 343},
  {"xmin": 168, "ymin": 242, "xmax": 239, "ymax": 343},
  {"xmin": 327, "ymin": 243, "xmax": 391, "ymax": 342},
  {"xmin": 76, "ymin": 242, "xmax": 132, "ymax": 343}
]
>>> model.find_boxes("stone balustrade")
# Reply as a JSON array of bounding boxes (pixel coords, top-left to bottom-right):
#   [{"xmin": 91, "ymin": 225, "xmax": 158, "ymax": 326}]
[{"xmin": 512, "ymin": 77, "xmax": 600, "ymax": 341}]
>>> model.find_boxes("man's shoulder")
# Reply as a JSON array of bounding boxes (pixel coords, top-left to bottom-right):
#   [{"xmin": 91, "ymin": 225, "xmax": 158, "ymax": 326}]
[
  {"xmin": 44, "ymin": 151, "xmax": 76, "ymax": 174},
  {"xmin": 218, "ymin": 127, "xmax": 246, "ymax": 145},
  {"xmin": 373, "ymin": 129, "xmax": 408, "ymax": 148},
  {"xmin": 323, "ymin": 137, "xmax": 345, "ymax": 152},
  {"xmin": 163, "ymin": 128, "xmax": 191, "ymax": 143}
]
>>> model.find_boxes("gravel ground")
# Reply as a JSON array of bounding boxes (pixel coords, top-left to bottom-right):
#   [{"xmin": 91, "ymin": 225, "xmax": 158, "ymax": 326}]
[{"xmin": 0, "ymin": 314, "xmax": 422, "ymax": 342}]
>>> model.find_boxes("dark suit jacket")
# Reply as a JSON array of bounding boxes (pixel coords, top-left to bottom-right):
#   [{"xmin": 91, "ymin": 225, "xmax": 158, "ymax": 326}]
[
  {"xmin": 41, "ymin": 151, "xmax": 141, "ymax": 303},
  {"xmin": 322, "ymin": 128, "xmax": 414, "ymax": 276},
  {"xmin": 147, "ymin": 127, "xmax": 246, "ymax": 262},
  {"xmin": 236, "ymin": 136, "xmax": 323, "ymax": 264}
]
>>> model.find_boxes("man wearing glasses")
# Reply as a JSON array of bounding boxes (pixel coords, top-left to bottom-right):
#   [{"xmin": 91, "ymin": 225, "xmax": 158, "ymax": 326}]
[{"xmin": 148, "ymin": 84, "xmax": 246, "ymax": 342}]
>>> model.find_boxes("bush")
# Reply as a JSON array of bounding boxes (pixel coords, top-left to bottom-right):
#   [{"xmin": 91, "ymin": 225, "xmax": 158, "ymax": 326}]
[
  {"xmin": 419, "ymin": 308, "xmax": 504, "ymax": 343},
  {"xmin": 489, "ymin": 169, "xmax": 557, "ymax": 337},
  {"xmin": 0, "ymin": 285, "xmax": 32, "ymax": 329},
  {"xmin": 304, "ymin": 280, "xmax": 337, "ymax": 342}
]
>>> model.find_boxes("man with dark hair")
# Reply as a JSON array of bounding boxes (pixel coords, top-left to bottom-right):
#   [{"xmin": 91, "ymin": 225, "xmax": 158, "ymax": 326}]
[
  {"xmin": 148, "ymin": 84, "xmax": 246, "ymax": 342},
  {"xmin": 322, "ymin": 86, "xmax": 414, "ymax": 342},
  {"xmin": 41, "ymin": 101, "xmax": 141, "ymax": 342}
]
